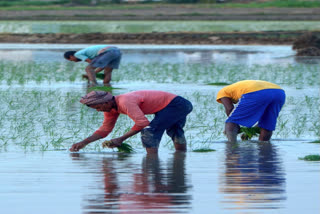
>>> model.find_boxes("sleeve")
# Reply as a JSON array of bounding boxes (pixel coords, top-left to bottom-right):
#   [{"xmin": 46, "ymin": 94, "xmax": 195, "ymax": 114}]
[
  {"xmin": 122, "ymin": 100, "xmax": 150, "ymax": 131},
  {"xmin": 94, "ymin": 111, "xmax": 119, "ymax": 138},
  {"xmin": 216, "ymin": 88, "xmax": 229, "ymax": 103},
  {"xmin": 74, "ymin": 49, "xmax": 88, "ymax": 61}
]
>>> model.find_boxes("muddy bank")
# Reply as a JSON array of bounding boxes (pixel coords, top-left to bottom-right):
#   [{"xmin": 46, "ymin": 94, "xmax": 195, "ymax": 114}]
[{"xmin": 1, "ymin": 31, "xmax": 320, "ymax": 45}]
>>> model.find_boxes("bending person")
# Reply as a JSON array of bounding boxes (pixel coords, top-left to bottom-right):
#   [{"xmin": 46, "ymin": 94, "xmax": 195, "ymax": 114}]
[
  {"xmin": 64, "ymin": 45, "xmax": 122, "ymax": 86},
  {"xmin": 216, "ymin": 80, "xmax": 286, "ymax": 143},
  {"xmin": 70, "ymin": 90, "xmax": 193, "ymax": 153}
]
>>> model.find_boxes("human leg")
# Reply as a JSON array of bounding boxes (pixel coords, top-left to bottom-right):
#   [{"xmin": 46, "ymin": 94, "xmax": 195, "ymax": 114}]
[
  {"xmin": 141, "ymin": 126, "xmax": 165, "ymax": 153},
  {"xmin": 103, "ymin": 67, "xmax": 113, "ymax": 85},
  {"xmin": 225, "ymin": 122, "xmax": 240, "ymax": 143},
  {"xmin": 85, "ymin": 65, "xmax": 98, "ymax": 85},
  {"xmin": 91, "ymin": 49, "xmax": 122, "ymax": 84},
  {"xmin": 259, "ymin": 128, "xmax": 273, "ymax": 141},
  {"xmin": 146, "ymin": 147, "xmax": 158, "ymax": 154},
  {"xmin": 166, "ymin": 119, "xmax": 187, "ymax": 152}
]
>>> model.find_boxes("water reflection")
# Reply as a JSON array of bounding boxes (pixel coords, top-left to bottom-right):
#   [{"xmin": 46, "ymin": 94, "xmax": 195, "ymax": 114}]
[
  {"xmin": 71, "ymin": 152, "xmax": 192, "ymax": 213},
  {"xmin": 220, "ymin": 141, "xmax": 286, "ymax": 210},
  {"xmin": 0, "ymin": 46, "xmax": 299, "ymax": 66}
]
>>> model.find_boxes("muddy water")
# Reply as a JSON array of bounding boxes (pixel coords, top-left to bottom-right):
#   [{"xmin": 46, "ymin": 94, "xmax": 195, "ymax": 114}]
[{"xmin": 0, "ymin": 44, "xmax": 319, "ymax": 213}]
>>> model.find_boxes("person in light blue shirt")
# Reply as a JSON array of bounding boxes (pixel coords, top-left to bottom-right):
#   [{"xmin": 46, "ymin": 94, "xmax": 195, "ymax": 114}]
[{"xmin": 64, "ymin": 45, "xmax": 122, "ymax": 86}]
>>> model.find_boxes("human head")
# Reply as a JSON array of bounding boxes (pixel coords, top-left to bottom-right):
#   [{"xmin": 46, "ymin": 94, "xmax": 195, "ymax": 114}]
[
  {"xmin": 80, "ymin": 91, "xmax": 113, "ymax": 106},
  {"xmin": 80, "ymin": 91, "xmax": 114, "ymax": 112},
  {"xmin": 64, "ymin": 51, "xmax": 81, "ymax": 62}
]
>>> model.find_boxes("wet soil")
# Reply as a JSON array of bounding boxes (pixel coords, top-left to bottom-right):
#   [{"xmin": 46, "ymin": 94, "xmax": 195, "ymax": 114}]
[{"xmin": 1, "ymin": 31, "xmax": 320, "ymax": 45}]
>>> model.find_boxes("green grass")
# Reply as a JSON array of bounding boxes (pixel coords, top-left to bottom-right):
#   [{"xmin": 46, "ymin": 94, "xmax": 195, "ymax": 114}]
[{"xmin": 299, "ymin": 154, "xmax": 320, "ymax": 161}]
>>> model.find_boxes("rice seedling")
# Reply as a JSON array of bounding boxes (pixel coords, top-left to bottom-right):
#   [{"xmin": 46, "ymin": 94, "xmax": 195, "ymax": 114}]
[
  {"xmin": 0, "ymin": 45, "xmax": 319, "ymax": 152},
  {"xmin": 87, "ymin": 86, "xmax": 122, "ymax": 92},
  {"xmin": 299, "ymin": 155, "xmax": 320, "ymax": 161},
  {"xmin": 102, "ymin": 140, "xmax": 134, "ymax": 153},
  {"xmin": 307, "ymin": 140, "xmax": 320, "ymax": 144}
]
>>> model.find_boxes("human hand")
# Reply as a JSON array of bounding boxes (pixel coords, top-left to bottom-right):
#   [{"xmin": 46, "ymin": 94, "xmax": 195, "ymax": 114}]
[
  {"xmin": 102, "ymin": 138, "xmax": 123, "ymax": 148},
  {"xmin": 69, "ymin": 142, "xmax": 87, "ymax": 152}
]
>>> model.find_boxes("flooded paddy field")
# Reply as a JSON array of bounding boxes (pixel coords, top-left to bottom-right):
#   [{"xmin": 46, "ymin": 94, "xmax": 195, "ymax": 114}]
[
  {"xmin": 0, "ymin": 44, "xmax": 319, "ymax": 213},
  {"xmin": 1, "ymin": 20, "xmax": 320, "ymax": 34}
]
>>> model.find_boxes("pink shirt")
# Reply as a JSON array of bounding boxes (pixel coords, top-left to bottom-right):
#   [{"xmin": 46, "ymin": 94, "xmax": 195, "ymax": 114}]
[{"xmin": 94, "ymin": 90, "xmax": 177, "ymax": 138}]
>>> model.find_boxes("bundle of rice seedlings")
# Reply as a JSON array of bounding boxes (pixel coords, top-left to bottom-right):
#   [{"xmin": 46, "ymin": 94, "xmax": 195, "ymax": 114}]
[
  {"xmin": 102, "ymin": 140, "xmax": 134, "ymax": 153},
  {"xmin": 308, "ymin": 140, "xmax": 320, "ymax": 144},
  {"xmin": 239, "ymin": 127, "xmax": 261, "ymax": 140},
  {"xmin": 96, "ymin": 73, "xmax": 105, "ymax": 80}
]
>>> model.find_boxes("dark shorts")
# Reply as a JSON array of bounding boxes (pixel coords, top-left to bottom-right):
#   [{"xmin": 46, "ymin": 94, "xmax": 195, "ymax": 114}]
[
  {"xmin": 91, "ymin": 48, "xmax": 122, "ymax": 69},
  {"xmin": 226, "ymin": 89, "xmax": 286, "ymax": 131},
  {"xmin": 141, "ymin": 96, "xmax": 193, "ymax": 148}
]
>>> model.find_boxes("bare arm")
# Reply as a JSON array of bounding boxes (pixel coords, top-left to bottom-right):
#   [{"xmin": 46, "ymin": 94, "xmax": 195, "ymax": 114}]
[
  {"xmin": 109, "ymin": 129, "xmax": 140, "ymax": 147},
  {"xmin": 85, "ymin": 58, "xmax": 92, "ymax": 63},
  {"xmin": 69, "ymin": 133, "xmax": 103, "ymax": 152},
  {"xmin": 220, "ymin": 97, "xmax": 234, "ymax": 116}
]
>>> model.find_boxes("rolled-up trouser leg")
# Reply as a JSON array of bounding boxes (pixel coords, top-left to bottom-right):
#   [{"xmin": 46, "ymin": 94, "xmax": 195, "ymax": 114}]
[
  {"xmin": 166, "ymin": 118, "xmax": 187, "ymax": 145},
  {"xmin": 141, "ymin": 126, "xmax": 165, "ymax": 148}
]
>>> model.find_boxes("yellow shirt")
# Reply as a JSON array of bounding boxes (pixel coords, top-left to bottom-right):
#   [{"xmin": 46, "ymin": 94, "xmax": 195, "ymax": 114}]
[{"xmin": 216, "ymin": 80, "xmax": 282, "ymax": 103}]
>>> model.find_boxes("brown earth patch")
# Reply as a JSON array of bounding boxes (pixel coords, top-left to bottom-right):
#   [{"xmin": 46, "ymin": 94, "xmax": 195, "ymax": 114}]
[{"xmin": 1, "ymin": 31, "xmax": 320, "ymax": 45}]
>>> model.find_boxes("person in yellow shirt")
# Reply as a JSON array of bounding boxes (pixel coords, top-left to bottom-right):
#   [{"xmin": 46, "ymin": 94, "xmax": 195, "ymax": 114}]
[{"xmin": 216, "ymin": 80, "xmax": 286, "ymax": 142}]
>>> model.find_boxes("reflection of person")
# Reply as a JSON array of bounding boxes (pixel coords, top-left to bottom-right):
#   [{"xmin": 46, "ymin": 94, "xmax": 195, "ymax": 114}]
[
  {"xmin": 100, "ymin": 153, "xmax": 190, "ymax": 213},
  {"xmin": 216, "ymin": 80, "xmax": 286, "ymax": 142},
  {"xmin": 221, "ymin": 141, "xmax": 286, "ymax": 209},
  {"xmin": 69, "ymin": 90, "xmax": 193, "ymax": 153},
  {"xmin": 64, "ymin": 45, "xmax": 122, "ymax": 86}
]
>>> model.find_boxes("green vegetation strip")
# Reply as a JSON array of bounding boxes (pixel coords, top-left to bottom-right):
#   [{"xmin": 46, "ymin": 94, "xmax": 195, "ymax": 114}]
[
  {"xmin": 299, "ymin": 154, "xmax": 320, "ymax": 161},
  {"xmin": 193, "ymin": 148, "xmax": 216, "ymax": 152},
  {"xmin": 206, "ymin": 82, "xmax": 230, "ymax": 86},
  {"xmin": 1, "ymin": 1, "xmax": 320, "ymax": 10}
]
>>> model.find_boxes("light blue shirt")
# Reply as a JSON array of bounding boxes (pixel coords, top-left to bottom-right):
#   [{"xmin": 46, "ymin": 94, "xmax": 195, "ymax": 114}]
[{"xmin": 74, "ymin": 45, "xmax": 108, "ymax": 61}]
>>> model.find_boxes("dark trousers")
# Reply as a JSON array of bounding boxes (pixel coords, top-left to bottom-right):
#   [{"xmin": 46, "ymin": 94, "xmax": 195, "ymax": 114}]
[{"xmin": 141, "ymin": 96, "xmax": 193, "ymax": 148}]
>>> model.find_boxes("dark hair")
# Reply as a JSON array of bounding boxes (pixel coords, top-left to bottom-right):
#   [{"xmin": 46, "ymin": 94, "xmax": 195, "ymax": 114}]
[{"xmin": 64, "ymin": 51, "xmax": 77, "ymax": 60}]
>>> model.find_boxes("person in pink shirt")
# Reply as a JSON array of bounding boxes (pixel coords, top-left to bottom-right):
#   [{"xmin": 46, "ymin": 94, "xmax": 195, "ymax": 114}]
[{"xmin": 69, "ymin": 90, "xmax": 193, "ymax": 153}]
